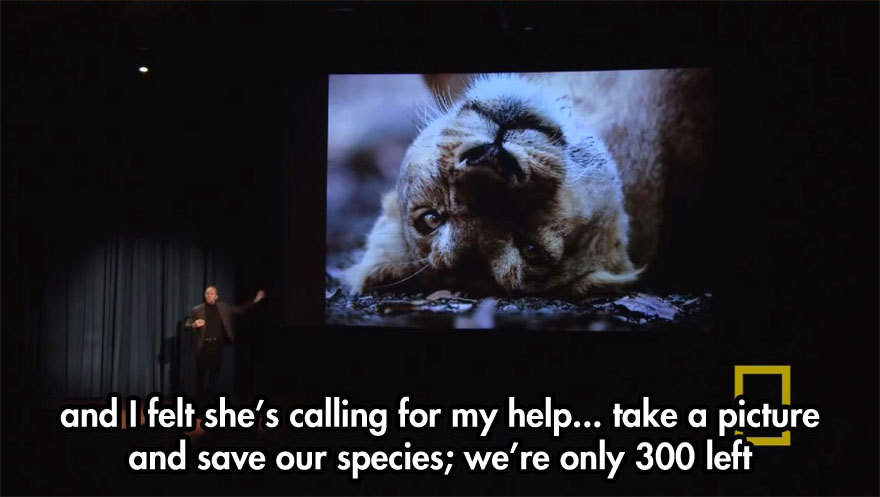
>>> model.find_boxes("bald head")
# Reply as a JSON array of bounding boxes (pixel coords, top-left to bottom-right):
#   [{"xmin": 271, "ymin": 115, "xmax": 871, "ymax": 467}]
[{"xmin": 204, "ymin": 286, "xmax": 219, "ymax": 305}]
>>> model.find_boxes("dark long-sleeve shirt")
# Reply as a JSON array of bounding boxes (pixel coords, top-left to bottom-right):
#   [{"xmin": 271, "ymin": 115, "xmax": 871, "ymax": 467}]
[{"xmin": 203, "ymin": 302, "xmax": 226, "ymax": 341}]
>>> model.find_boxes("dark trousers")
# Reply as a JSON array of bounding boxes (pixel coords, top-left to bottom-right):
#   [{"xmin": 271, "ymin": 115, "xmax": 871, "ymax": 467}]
[{"xmin": 196, "ymin": 340, "xmax": 225, "ymax": 404}]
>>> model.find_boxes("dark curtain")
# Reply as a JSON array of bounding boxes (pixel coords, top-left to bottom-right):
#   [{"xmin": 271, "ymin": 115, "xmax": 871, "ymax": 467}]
[{"xmin": 18, "ymin": 236, "xmax": 233, "ymax": 399}]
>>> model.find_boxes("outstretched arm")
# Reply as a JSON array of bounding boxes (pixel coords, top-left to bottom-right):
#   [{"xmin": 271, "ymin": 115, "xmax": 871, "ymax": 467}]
[{"xmin": 230, "ymin": 289, "xmax": 266, "ymax": 315}]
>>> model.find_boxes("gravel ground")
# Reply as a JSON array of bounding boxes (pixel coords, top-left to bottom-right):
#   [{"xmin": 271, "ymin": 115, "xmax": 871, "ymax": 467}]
[{"xmin": 325, "ymin": 272, "xmax": 713, "ymax": 331}]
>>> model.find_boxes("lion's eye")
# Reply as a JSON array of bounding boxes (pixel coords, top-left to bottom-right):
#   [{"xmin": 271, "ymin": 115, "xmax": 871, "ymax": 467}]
[
  {"xmin": 415, "ymin": 210, "xmax": 445, "ymax": 235},
  {"xmin": 520, "ymin": 240, "xmax": 546, "ymax": 262}
]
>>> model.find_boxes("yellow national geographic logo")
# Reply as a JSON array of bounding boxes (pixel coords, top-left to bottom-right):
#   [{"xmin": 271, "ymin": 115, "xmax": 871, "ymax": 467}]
[{"xmin": 734, "ymin": 365, "xmax": 791, "ymax": 446}]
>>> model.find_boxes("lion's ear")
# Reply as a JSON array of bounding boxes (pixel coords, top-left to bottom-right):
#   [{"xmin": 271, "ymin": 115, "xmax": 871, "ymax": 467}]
[
  {"xmin": 343, "ymin": 191, "xmax": 412, "ymax": 294},
  {"xmin": 585, "ymin": 267, "xmax": 643, "ymax": 289},
  {"xmin": 570, "ymin": 266, "xmax": 643, "ymax": 298},
  {"xmin": 568, "ymin": 209, "xmax": 642, "ymax": 299}
]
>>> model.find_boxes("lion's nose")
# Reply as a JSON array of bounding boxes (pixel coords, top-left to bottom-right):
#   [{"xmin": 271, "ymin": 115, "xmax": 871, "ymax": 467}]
[{"xmin": 460, "ymin": 143, "xmax": 524, "ymax": 183}]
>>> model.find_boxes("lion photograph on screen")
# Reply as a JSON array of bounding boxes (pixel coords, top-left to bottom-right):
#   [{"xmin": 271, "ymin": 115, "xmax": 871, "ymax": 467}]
[{"xmin": 326, "ymin": 70, "xmax": 713, "ymax": 330}]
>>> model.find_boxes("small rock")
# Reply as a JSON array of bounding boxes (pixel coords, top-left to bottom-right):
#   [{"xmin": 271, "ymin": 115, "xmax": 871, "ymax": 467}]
[
  {"xmin": 614, "ymin": 293, "xmax": 680, "ymax": 321},
  {"xmin": 447, "ymin": 302, "xmax": 474, "ymax": 312},
  {"xmin": 427, "ymin": 290, "xmax": 455, "ymax": 300}
]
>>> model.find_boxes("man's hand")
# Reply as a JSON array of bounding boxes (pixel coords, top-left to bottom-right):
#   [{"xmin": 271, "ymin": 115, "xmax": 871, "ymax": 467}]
[
  {"xmin": 194, "ymin": 319, "xmax": 206, "ymax": 328},
  {"xmin": 254, "ymin": 289, "xmax": 266, "ymax": 303}
]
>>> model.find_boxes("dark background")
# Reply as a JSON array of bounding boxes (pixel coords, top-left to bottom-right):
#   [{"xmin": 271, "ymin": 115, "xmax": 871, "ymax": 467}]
[{"xmin": 2, "ymin": 2, "xmax": 877, "ymax": 495}]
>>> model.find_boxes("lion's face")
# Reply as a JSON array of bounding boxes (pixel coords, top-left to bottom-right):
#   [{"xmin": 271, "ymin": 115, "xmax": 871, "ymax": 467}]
[{"xmin": 346, "ymin": 75, "xmax": 639, "ymax": 298}]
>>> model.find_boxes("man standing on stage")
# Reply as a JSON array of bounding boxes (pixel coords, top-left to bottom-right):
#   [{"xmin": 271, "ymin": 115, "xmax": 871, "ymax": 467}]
[{"xmin": 185, "ymin": 286, "xmax": 265, "ymax": 403}]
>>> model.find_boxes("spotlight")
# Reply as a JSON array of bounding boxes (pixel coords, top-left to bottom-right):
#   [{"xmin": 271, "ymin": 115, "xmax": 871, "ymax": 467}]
[{"xmin": 138, "ymin": 66, "xmax": 149, "ymax": 73}]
